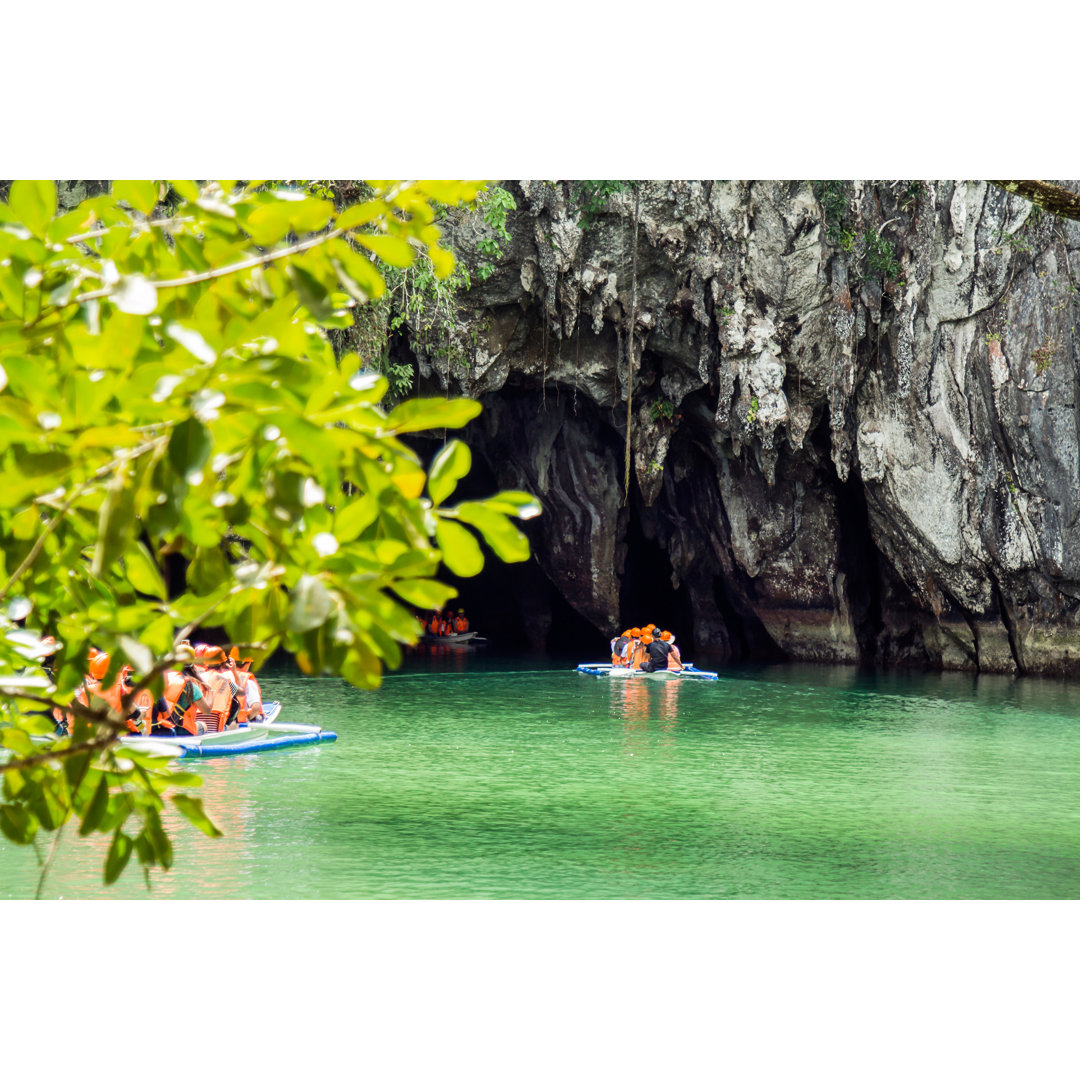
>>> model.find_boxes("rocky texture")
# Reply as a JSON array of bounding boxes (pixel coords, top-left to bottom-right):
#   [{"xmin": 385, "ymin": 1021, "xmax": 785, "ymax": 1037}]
[{"xmin": 405, "ymin": 180, "xmax": 1080, "ymax": 675}]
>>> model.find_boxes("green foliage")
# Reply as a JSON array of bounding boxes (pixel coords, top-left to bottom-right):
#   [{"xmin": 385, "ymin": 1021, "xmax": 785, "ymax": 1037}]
[
  {"xmin": 0, "ymin": 179, "xmax": 541, "ymax": 888},
  {"xmin": 811, "ymin": 180, "xmax": 855, "ymax": 249},
  {"xmin": 649, "ymin": 399, "xmax": 675, "ymax": 423},
  {"xmin": 474, "ymin": 185, "xmax": 517, "ymax": 282},
  {"xmin": 747, "ymin": 395, "xmax": 760, "ymax": 426},
  {"xmin": 572, "ymin": 181, "xmax": 633, "ymax": 229},
  {"xmin": 900, "ymin": 181, "xmax": 924, "ymax": 212},
  {"xmin": 862, "ymin": 229, "xmax": 902, "ymax": 283}
]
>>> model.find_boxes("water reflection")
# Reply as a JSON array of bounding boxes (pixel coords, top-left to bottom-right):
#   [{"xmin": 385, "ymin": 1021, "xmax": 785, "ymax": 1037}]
[{"xmin": 611, "ymin": 677, "xmax": 682, "ymax": 758}]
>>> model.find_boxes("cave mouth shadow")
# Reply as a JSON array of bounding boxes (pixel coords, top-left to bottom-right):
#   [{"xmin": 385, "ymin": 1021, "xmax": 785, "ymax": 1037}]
[{"xmin": 618, "ymin": 503, "xmax": 695, "ymax": 648}]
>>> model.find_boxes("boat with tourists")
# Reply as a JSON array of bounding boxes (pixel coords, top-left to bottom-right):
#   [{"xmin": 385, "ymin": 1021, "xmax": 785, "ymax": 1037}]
[
  {"xmin": 576, "ymin": 662, "xmax": 719, "ymax": 681},
  {"xmin": 583, "ymin": 623, "xmax": 718, "ymax": 679},
  {"xmin": 119, "ymin": 701, "xmax": 338, "ymax": 758}
]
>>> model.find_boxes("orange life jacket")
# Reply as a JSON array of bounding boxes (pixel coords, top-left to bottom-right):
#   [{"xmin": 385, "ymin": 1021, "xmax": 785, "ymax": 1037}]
[
  {"xmin": 87, "ymin": 675, "xmax": 144, "ymax": 733},
  {"xmin": 194, "ymin": 667, "xmax": 235, "ymax": 732},
  {"xmin": 164, "ymin": 670, "xmax": 198, "ymax": 734},
  {"xmin": 666, "ymin": 644, "xmax": 683, "ymax": 671},
  {"xmin": 231, "ymin": 666, "xmax": 263, "ymax": 721}
]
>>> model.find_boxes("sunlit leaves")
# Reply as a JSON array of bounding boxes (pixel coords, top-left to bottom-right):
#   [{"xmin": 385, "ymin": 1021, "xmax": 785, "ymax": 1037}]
[
  {"xmin": 113, "ymin": 181, "xmax": 159, "ymax": 215},
  {"xmin": 434, "ymin": 517, "xmax": 485, "ymax": 576},
  {"xmin": 0, "ymin": 177, "xmax": 540, "ymax": 889},
  {"xmin": 8, "ymin": 180, "xmax": 57, "ymax": 237},
  {"xmin": 171, "ymin": 794, "xmax": 222, "ymax": 838},
  {"xmin": 386, "ymin": 397, "xmax": 482, "ymax": 434},
  {"xmin": 427, "ymin": 440, "xmax": 471, "ymax": 506}
]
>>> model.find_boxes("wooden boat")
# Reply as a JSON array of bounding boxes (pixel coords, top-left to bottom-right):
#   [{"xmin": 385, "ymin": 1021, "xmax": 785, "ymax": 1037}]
[
  {"xmin": 575, "ymin": 663, "xmax": 719, "ymax": 681},
  {"xmin": 117, "ymin": 701, "xmax": 339, "ymax": 758}
]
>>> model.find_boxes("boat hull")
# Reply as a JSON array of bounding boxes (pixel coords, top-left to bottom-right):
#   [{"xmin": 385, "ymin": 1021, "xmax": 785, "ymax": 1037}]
[
  {"xmin": 576, "ymin": 663, "xmax": 719, "ymax": 681},
  {"xmin": 118, "ymin": 701, "xmax": 339, "ymax": 757},
  {"xmin": 421, "ymin": 632, "xmax": 488, "ymax": 646}
]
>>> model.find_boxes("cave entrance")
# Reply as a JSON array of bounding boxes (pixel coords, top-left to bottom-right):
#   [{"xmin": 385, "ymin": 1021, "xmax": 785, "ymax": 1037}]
[
  {"xmin": 410, "ymin": 433, "xmax": 607, "ymax": 658},
  {"xmin": 618, "ymin": 505, "xmax": 695, "ymax": 645}
]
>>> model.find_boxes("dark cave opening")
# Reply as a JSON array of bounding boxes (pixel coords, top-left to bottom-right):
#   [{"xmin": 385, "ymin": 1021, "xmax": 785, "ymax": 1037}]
[
  {"xmin": 811, "ymin": 412, "xmax": 884, "ymax": 666},
  {"xmin": 411, "ymin": 433, "xmax": 608, "ymax": 658},
  {"xmin": 618, "ymin": 503, "xmax": 696, "ymax": 646}
]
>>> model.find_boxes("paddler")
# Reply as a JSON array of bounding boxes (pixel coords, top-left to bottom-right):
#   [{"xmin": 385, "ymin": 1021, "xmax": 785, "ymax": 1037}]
[{"xmin": 641, "ymin": 629, "xmax": 682, "ymax": 672}]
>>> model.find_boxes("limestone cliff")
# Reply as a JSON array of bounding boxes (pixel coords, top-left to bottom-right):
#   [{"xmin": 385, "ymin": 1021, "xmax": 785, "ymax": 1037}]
[{"xmin": 406, "ymin": 181, "xmax": 1080, "ymax": 675}]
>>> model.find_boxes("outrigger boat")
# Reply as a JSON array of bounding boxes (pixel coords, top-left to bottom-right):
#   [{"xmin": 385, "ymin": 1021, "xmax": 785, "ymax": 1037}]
[
  {"xmin": 118, "ymin": 701, "xmax": 339, "ymax": 758},
  {"xmin": 421, "ymin": 631, "xmax": 488, "ymax": 646},
  {"xmin": 576, "ymin": 663, "xmax": 719, "ymax": 681}
]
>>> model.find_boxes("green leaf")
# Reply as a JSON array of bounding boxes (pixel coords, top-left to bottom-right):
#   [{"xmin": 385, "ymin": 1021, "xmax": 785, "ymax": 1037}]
[
  {"xmin": 453, "ymin": 503, "xmax": 531, "ymax": 562},
  {"xmin": 335, "ymin": 200, "xmax": 387, "ymax": 230},
  {"xmin": 356, "ymin": 234, "xmax": 416, "ymax": 268},
  {"xmin": 8, "ymin": 180, "xmax": 57, "ymax": 236},
  {"xmin": 172, "ymin": 794, "xmax": 223, "ymax": 838},
  {"xmin": 79, "ymin": 774, "xmax": 111, "ymax": 836},
  {"xmin": 427, "ymin": 440, "xmax": 472, "ymax": 506},
  {"xmin": 169, "ymin": 180, "xmax": 201, "ymax": 202},
  {"xmin": 92, "ymin": 463, "xmax": 139, "ymax": 576},
  {"xmin": 0, "ymin": 804, "xmax": 37, "ymax": 845},
  {"xmin": 389, "ymin": 578, "xmax": 457, "ymax": 609},
  {"xmin": 287, "ymin": 574, "xmax": 333, "ymax": 633},
  {"xmin": 125, "ymin": 543, "xmax": 168, "ymax": 601},
  {"xmin": 330, "ymin": 240, "xmax": 386, "ymax": 302},
  {"xmin": 333, "ymin": 496, "xmax": 379, "ymax": 543},
  {"xmin": 472, "ymin": 491, "xmax": 542, "ymax": 519},
  {"xmin": 113, "ymin": 180, "xmax": 159, "ymax": 215},
  {"xmin": 286, "ymin": 264, "xmax": 332, "ymax": 320},
  {"xmin": 434, "ymin": 516, "xmax": 485, "ymax": 576},
  {"xmin": 386, "ymin": 397, "xmax": 482, "ymax": 435},
  {"xmin": 168, "ymin": 417, "xmax": 212, "ymax": 482},
  {"xmin": 104, "ymin": 829, "xmax": 134, "ymax": 884}
]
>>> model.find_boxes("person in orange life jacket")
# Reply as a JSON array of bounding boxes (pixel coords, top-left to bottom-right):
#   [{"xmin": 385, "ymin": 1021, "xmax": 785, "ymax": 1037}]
[
  {"xmin": 150, "ymin": 660, "xmax": 209, "ymax": 735},
  {"xmin": 634, "ymin": 632, "xmax": 655, "ymax": 669},
  {"xmin": 454, "ymin": 609, "xmax": 469, "ymax": 633},
  {"xmin": 196, "ymin": 646, "xmax": 245, "ymax": 729},
  {"xmin": 228, "ymin": 646, "xmax": 265, "ymax": 722},
  {"xmin": 428, "ymin": 612, "xmax": 441, "ymax": 635},
  {"xmin": 82, "ymin": 653, "xmax": 153, "ymax": 734}
]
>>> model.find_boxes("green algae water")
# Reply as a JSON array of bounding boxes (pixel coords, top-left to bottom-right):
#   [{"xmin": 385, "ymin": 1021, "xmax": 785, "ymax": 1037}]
[{"xmin": 4, "ymin": 657, "xmax": 1080, "ymax": 899}]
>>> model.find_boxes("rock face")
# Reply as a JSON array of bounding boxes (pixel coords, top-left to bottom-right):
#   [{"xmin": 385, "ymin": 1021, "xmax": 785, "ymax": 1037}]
[{"xmin": 407, "ymin": 180, "xmax": 1080, "ymax": 675}]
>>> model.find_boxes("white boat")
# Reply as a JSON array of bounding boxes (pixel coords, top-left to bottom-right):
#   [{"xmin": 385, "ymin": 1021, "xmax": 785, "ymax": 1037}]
[
  {"xmin": 117, "ymin": 701, "xmax": 338, "ymax": 758},
  {"xmin": 421, "ymin": 631, "xmax": 488, "ymax": 646},
  {"xmin": 575, "ymin": 663, "xmax": 719, "ymax": 681}
]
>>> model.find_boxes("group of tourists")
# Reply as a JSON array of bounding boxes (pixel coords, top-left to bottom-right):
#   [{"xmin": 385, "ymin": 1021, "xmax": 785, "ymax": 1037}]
[
  {"xmin": 610, "ymin": 625, "xmax": 683, "ymax": 672},
  {"xmin": 56, "ymin": 642, "xmax": 265, "ymax": 738},
  {"xmin": 425, "ymin": 609, "xmax": 470, "ymax": 636}
]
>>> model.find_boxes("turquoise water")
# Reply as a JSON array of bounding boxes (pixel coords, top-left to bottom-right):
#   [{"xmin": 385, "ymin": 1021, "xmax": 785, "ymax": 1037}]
[{"xmin": 3, "ymin": 657, "xmax": 1080, "ymax": 899}]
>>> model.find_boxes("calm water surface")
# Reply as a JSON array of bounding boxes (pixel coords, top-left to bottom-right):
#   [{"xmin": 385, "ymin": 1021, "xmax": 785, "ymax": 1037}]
[{"xmin": 4, "ymin": 656, "xmax": 1080, "ymax": 899}]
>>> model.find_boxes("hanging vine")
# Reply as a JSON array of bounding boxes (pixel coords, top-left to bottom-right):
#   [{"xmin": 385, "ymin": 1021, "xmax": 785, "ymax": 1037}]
[{"xmin": 622, "ymin": 184, "xmax": 640, "ymax": 507}]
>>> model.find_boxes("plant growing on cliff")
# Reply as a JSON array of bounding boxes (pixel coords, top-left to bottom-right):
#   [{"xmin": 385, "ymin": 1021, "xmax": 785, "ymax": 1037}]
[
  {"xmin": 862, "ymin": 229, "xmax": 903, "ymax": 283},
  {"xmin": 573, "ymin": 181, "xmax": 633, "ymax": 229},
  {"xmin": 474, "ymin": 185, "xmax": 517, "ymax": 282},
  {"xmin": 1031, "ymin": 338, "xmax": 1057, "ymax": 375},
  {"xmin": 811, "ymin": 180, "xmax": 855, "ymax": 249},
  {"xmin": 0, "ymin": 179, "xmax": 540, "ymax": 889},
  {"xmin": 650, "ymin": 399, "xmax": 675, "ymax": 423}
]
